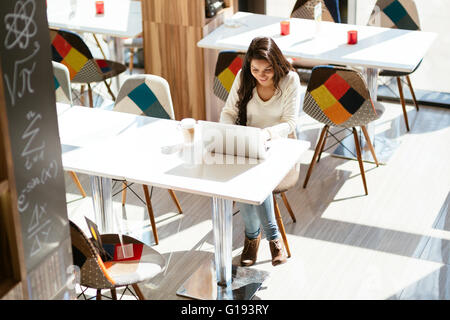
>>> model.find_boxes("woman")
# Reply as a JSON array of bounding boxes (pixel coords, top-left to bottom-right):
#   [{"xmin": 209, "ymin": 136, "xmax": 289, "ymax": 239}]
[{"xmin": 219, "ymin": 37, "xmax": 302, "ymax": 266}]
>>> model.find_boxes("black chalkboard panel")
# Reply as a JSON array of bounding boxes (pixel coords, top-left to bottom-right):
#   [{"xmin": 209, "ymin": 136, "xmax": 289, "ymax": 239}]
[{"xmin": 0, "ymin": 0, "xmax": 73, "ymax": 298}]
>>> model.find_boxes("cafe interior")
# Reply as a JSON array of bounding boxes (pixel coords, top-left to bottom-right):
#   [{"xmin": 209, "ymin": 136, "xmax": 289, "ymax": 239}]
[{"xmin": 0, "ymin": 0, "xmax": 449, "ymax": 301}]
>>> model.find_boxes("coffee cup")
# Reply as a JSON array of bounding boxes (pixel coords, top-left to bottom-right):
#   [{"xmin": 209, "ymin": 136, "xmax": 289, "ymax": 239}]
[{"xmin": 179, "ymin": 118, "xmax": 196, "ymax": 144}]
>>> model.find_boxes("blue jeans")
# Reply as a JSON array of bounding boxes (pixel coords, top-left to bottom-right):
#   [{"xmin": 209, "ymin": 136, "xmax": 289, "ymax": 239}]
[{"xmin": 238, "ymin": 195, "xmax": 280, "ymax": 241}]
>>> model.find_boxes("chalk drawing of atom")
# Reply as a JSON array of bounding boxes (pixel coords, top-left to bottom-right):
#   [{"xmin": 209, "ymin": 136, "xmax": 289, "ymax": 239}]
[{"xmin": 4, "ymin": 0, "xmax": 37, "ymax": 50}]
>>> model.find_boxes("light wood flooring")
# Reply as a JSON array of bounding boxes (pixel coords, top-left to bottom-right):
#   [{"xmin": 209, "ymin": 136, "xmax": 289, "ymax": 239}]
[{"xmin": 66, "ymin": 100, "xmax": 450, "ymax": 300}]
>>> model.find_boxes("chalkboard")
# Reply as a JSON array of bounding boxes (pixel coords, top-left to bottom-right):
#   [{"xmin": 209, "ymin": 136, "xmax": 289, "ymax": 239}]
[{"xmin": 0, "ymin": 0, "xmax": 73, "ymax": 299}]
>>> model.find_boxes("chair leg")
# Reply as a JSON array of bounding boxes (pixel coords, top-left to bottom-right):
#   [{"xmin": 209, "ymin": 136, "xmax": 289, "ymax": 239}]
[
  {"xmin": 280, "ymin": 192, "xmax": 296, "ymax": 223},
  {"xmin": 317, "ymin": 126, "xmax": 328, "ymax": 162},
  {"xmin": 111, "ymin": 288, "xmax": 117, "ymax": 300},
  {"xmin": 352, "ymin": 128, "xmax": 368, "ymax": 195},
  {"xmin": 96, "ymin": 289, "xmax": 102, "ymax": 300},
  {"xmin": 69, "ymin": 171, "xmax": 87, "ymax": 197},
  {"xmin": 129, "ymin": 47, "xmax": 135, "ymax": 74},
  {"xmin": 396, "ymin": 76, "xmax": 410, "ymax": 131},
  {"xmin": 143, "ymin": 185, "xmax": 159, "ymax": 245},
  {"xmin": 132, "ymin": 284, "xmax": 146, "ymax": 300},
  {"xmin": 168, "ymin": 189, "xmax": 183, "ymax": 213},
  {"xmin": 303, "ymin": 125, "xmax": 329, "ymax": 188},
  {"xmin": 406, "ymin": 75, "xmax": 419, "ymax": 111},
  {"xmin": 273, "ymin": 194, "xmax": 291, "ymax": 258},
  {"xmin": 122, "ymin": 182, "xmax": 127, "ymax": 206},
  {"xmin": 361, "ymin": 126, "xmax": 379, "ymax": 167},
  {"xmin": 103, "ymin": 79, "xmax": 116, "ymax": 101},
  {"xmin": 87, "ymin": 83, "xmax": 94, "ymax": 108},
  {"xmin": 80, "ymin": 84, "xmax": 85, "ymax": 105}
]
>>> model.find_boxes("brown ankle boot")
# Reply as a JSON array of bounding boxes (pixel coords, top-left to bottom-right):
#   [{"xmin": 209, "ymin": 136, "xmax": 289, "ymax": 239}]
[
  {"xmin": 269, "ymin": 238, "xmax": 287, "ymax": 266},
  {"xmin": 240, "ymin": 233, "xmax": 261, "ymax": 267}
]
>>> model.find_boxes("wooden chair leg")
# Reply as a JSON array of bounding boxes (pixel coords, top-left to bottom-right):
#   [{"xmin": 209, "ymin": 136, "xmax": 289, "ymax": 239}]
[
  {"xmin": 317, "ymin": 126, "xmax": 328, "ymax": 162},
  {"xmin": 87, "ymin": 83, "xmax": 94, "ymax": 108},
  {"xmin": 406, "ymin": 75, "xmax": 419, "ymax": 111},
  {"xmin": 280, "ymin": 192, "xmax": 296, "ymax": 223},
  {"xmin": 80, "ymin": 84, "xmax": 85, "ymax": 105},
  {"xmin": 129, "ymin": 47, "xmax": 135, "ymax": 74},
  {"xmin": 361, "ymin": 126, "xmax": 379, "ymax": 167},
  {"xmin": 273, "ymin": 194, "xmax": 291, "ymax": 258},
  {"xmin": 111, "ymin": 288, "xmax": 117, "ymax": 300},
  {"xmin": 132, "ymin": 284, "xmax": 146, "ymax": 300},
  {"xmin": 303, "ymin": 125, "xmax": 329, "ymax": 188},
  {"xmin": 352, "ymin": 128, "xmax": 368, "ymax": 195},
  {"xmin": 122, "ymin": 182, "xmax": 127, "ymax": 206},
  {"xmin": 396, "ymin": 76, "xmax": 410, "ymax": 131},
  {"xmin": 143, "ymin": 185, "xmax": 159, "ymax": 245},
  {"xmin": 168, "ymin": 189, "xmax": 183, "ymax": 213},
  {"xmin": 96, "ymin": 289, "xmax": 102, "ymax": 300},
  {"xmin": 69, "ymin": 171, "xmax": 87, "ymax": 197},
  {"xmin": 103, "ymin": 79, "xmax": 116, "ymax": 101}
]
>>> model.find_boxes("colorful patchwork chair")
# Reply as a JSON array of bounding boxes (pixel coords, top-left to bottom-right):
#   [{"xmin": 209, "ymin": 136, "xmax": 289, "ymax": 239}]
[
  {"xmin": 290, "ymin": 0, "xmax": 341, "ymax": 82},
  {"xmin": 302, "ymin": 65, "xmax": 382, "ymax": 195},
  {"xmin": 113, "ymin": 75, "xmax": 183, "ymax": 245},
  {"xmin": 213, "ymin": 51, "xmax": 245, "ymax": 102},
  {"xmin": 50, "ymin": 28, "xmax": 126, "ymax": 108},
  {"xmin": 52, "ymin": 61, "xmax": 87, "ymax": 199},
  {"xmin": 70, "ymin": 220, "xmax": 165, "ymax": 300},
  {"xmin": 367, "ymin": 0, "xmax": 421, "ymax": 131}
]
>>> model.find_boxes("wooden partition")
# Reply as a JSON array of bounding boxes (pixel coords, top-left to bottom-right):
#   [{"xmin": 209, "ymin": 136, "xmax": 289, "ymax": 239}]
[{"xmin": 141, "ymin": 0, "xmax": 237, "ymax": 121}]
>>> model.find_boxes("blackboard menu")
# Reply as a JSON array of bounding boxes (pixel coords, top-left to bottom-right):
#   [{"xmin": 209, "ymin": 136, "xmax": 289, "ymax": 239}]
[{"xmin": 0, "ymin": 0, "xmax": 74, "ymax": 299}]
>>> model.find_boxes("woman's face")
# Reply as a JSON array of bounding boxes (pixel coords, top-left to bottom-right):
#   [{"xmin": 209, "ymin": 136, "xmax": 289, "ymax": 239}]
[{"xmin": 250, "ymin": 59, "xmax": 274, "ymax": 87}]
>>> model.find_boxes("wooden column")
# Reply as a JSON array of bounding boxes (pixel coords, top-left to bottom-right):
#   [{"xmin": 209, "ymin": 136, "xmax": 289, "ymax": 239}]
[{"xmin": 141, "ymin": 0, "xmax": 235, "ymax": 121}]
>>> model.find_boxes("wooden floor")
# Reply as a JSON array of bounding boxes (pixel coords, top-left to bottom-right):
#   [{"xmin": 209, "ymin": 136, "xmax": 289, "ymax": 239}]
[{"xmin": 66, "ymin": 100, "xmax": 450, "ymax": 300}]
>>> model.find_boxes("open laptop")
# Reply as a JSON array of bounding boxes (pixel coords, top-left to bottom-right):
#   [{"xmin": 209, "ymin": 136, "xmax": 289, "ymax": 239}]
[{"xmin": 198, "ymin": 120, "xmax": 270, "ymax": 160}]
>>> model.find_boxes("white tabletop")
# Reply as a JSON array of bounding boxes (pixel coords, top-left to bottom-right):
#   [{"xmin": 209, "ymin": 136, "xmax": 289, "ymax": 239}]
[
  {"xmin": 198, "ymin": 12, "xmax": 437, "ymax": 73},
  {"xmin": 47, "ymin": 0, "xmax": 142, "ymax": 38},
  {"xmin": 57, "ymin": 104, "xmax": 310, "ymax": 205}
]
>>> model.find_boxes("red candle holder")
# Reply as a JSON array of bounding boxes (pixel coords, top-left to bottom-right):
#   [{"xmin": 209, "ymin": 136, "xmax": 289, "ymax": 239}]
[
  {"xmin": 95, "ymin": 1, "xmax": 104, "ymax": 15},
  {"xmin": 280, "ymin": 21, "xmax": 290, "ymax": 36},
  {"xmin": 347, "ymin": 30, "xmax": 358, "ymax": 45}
]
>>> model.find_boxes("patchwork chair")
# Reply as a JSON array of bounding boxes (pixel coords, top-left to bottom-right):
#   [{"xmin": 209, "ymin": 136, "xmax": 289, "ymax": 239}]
[
  {"xmin": 52, "ymin": 61, "xmax": 87, "ymax": 198},
  {"xmin": 113, "ymin": 75, "xmax": 183, "ymax": 245},
  {"xmin": 290, "ymin": 0, "xmax": 341, "ymax": 82},
  {"xmin": 50, "ymin": 28, "xmax": 127, "ymax": 108},
  {"xmin": 70, "ymin": 220, "xmax": 165, "ymax": 300},
  {"xmin": 213, "ymin": 51, "xmax": 245, "ymax": 102},
  {"xmin": 302, "ymin": 65, "xmax": 382, "ymax": 195},
  {"xmin": 367, "ymin": 0, "xmax": 421, "ymax": 131}
]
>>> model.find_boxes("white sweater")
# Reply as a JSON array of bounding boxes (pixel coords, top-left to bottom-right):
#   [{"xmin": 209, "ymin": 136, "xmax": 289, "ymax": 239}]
[{"xmin": 219, "ymin": 70, "xmax": 302, "ymax": 139}]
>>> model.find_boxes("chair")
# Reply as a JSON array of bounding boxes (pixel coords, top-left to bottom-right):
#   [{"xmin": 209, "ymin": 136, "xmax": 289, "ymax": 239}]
[
  {"xmin": 113, "ymin": 74, "xmax": 183, "ymax": 245},
  {"xmin": 50, "ymin": 28, "xmax": 127, "ymax": 108},
  {"xmin": 302, "ymin": 65, "xmax": 382, "ymax": 195},
  {"xmin": 213, "ymin": 51, "xmax": 245, "ymax": 102},
  {"xmin": 367, "ymin": 0, "xmax": 421, "ymax": 131},
  {"xmin": 52, "ymin": 61, "xmax": 87, "ymax": 198},
  {"xmin": 123, "ymin": 34, "xmax": 144, "ymax": 74},
  {"xmin": 290, "ymin": 0, "xmax": 341, "ymax": 82},
  {"xmin": 69, "ymin": 220, "xmax": 165, "ymax": 300}
]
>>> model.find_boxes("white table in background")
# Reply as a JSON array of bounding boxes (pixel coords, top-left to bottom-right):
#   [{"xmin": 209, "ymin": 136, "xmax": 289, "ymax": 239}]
[
  {"xmin": 56, "ymin": 104, "xmax": 310, "ymax": 299},
  {"xmin": 198, "ymin": 12, "xmax": 437, "ymax": 163}
]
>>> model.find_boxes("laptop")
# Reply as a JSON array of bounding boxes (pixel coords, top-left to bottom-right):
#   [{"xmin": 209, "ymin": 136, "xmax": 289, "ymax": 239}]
[{"xmin": 198, "ymin": 120, "xmax": 270, "ymax": 160}]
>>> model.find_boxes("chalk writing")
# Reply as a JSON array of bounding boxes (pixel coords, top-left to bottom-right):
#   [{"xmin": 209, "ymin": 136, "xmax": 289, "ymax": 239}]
[{"xmin": 22, "ymin": 110, "xmax": 45, "ymax": 170}]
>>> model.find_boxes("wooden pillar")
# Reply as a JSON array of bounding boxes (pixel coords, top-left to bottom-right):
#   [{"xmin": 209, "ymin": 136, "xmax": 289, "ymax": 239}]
[{"xmin": 141, "ymin": 0, "xmax": 235, "ymax": 121}]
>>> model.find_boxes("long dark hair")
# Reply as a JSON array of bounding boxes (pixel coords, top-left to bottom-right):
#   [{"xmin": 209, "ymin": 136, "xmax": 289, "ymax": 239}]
[{"xmin": 235, "ymin": 37, "xmax": 293, "ymax": 126}]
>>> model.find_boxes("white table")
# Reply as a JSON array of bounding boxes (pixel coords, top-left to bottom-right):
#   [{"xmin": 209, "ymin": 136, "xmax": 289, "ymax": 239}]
[
  {"xmin": 57, "ymin": 104, "xmax": 310, "ymax": 299},
  {"xmin": 198, "ymin": 12, "xmax": 437, "ymax": 163}
]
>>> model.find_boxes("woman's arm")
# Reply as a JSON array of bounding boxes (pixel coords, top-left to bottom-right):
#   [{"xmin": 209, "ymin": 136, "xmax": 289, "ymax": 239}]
[
  {"xmin": 219, "ymin": 70, "xmax": 241, "ymax": 124},
  {"xmin": 265, "ymin": 72, "xmax": 301, "ymax": 139}
]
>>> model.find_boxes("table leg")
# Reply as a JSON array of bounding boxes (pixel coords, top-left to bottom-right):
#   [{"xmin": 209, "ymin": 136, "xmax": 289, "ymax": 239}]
[
  {"xmin": 176, "ymin": 197, "xmax": 269, "ymax": 300},
  {"xmin": 90, "ymin": 176, "xmax": 113, "ymax": 233}
]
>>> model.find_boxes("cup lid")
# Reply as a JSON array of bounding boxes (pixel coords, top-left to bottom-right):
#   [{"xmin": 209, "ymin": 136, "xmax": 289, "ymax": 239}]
[{"xmin": 180, "ymin": 118, "xmax": 196, "ymax": 128}]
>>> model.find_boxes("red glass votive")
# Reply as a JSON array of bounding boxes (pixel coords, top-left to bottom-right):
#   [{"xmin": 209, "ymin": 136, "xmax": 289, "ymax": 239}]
[
  {"xmin": 280, "ymin": 21, "xmax": 290, "ymax": 36},
  {"xmin": 95, "ymin": 1, "xmax": 104, "ymax": 15},
  {"xmin": 347, "ymin": 30, "xmax": 358, "ymax": 44}
]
